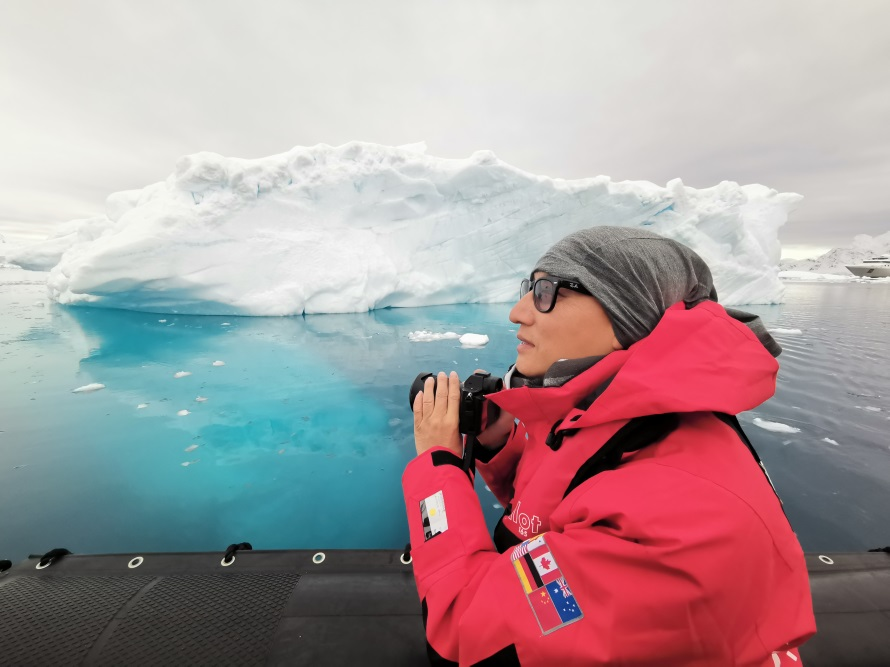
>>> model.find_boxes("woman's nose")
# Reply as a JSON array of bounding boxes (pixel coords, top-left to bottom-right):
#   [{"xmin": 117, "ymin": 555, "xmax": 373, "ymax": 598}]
[{"xmin": 509, "ymin": 292, "xmax": 535, "ymax": 325}]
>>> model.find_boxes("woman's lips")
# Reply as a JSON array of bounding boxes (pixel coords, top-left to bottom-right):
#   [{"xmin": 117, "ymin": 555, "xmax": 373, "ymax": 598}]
[{"xmin": 517, "ymin": 337, "xmax": 533, "ymax": 353}]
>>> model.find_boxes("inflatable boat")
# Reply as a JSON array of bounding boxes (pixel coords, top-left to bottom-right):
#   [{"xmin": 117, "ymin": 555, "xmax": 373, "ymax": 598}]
[{"xmin": 1, "ymin": 546, "xmax": 887, "ymax": 665}]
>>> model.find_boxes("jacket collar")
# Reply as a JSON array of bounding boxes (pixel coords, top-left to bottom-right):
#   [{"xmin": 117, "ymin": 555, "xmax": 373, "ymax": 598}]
[{"xmin": 490, "ymin": 301, "xmax": 778, "ymax": 430}]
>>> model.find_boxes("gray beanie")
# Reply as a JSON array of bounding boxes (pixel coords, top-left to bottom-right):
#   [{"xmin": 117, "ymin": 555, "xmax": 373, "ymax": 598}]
[{"xmin": 534, "ymin": 226, "xmax": 781, "ymax": 356}]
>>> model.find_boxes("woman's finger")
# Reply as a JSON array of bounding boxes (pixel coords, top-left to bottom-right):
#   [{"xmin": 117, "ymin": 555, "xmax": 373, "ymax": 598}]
[
  {"xmin": 422, "ymin": 375, "xmax": 436, "ymax": 415},
  {"xmin": 433, "ymin": 371, "xmax": 449, "ymax": 415},
  {"xmin": 447, "ymin": 371, "xmax": 461, "ymax": 417},
  {"xmin": 412, "ymin": 391, "xmax": 423, "ymax": 427}
]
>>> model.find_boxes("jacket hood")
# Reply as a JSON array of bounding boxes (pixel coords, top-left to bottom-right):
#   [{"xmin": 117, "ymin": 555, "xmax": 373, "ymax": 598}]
[{"xmin": 491, "ymin": 301, "xmax": 779, "ymax": 429}]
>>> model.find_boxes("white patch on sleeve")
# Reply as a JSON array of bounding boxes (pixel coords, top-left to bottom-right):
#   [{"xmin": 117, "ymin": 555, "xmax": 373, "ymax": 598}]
[{"xmin": 420, "ymin": 490, "xmax": 448, "ymax": 541}]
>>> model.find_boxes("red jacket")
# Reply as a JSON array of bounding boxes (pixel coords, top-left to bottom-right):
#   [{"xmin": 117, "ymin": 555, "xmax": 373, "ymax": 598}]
[{"xmin": 403, "ymin": 301, "xmax": 815, "ymax": 666}]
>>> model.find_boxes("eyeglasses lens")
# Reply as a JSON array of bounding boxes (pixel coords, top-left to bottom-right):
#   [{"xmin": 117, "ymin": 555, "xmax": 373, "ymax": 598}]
[
  {"xmin": 520, "ymin": 279, "xmax": 531, "ymax": 300},
  {"xmin": 534, "ymin": 280, "xmax": 555, "ymax": 312}
]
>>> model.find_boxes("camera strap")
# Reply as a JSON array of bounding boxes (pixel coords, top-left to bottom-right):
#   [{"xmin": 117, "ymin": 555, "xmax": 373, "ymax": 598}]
[{"xmin": 463, "ymin": 433, "xmax": 480, "ymax": 476}]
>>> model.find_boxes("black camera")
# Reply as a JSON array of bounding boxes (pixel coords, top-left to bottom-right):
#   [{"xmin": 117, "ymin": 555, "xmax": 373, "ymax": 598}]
[{"xmin": 409, "ymin": 371, "xmax": 503, "ymax": 434}]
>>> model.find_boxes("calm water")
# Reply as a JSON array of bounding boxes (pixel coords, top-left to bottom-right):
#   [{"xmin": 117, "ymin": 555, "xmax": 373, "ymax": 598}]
[{"xmin": 1, "ymin": 269, "xmax": 888, "ymax": 563}]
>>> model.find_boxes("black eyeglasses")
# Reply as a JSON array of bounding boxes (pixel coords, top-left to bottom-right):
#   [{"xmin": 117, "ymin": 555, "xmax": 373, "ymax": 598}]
[{"xmin": 519, "ymin": 276, "xmax": 591, "ymax": 313}]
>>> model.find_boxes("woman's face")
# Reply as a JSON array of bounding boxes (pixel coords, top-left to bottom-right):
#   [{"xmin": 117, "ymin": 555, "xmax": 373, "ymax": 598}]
[{"xmin": 509, "ymin": 272, "xmax": 622, "ymax": 377}]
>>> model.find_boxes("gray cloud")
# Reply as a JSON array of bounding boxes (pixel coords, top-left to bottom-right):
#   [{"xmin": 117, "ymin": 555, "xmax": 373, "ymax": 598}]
[{"xmin": 1, "ymin": 0, "xmax": 887, "ymax": 250}]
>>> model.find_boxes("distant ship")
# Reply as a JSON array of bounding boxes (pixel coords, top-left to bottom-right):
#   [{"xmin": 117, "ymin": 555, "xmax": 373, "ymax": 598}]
[{"xmin": 845, "ymin": 255, "xmax": 890, "ymax": 277}]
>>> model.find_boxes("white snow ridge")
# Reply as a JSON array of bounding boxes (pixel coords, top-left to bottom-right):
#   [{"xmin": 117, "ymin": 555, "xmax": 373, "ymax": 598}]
[{"xmin": 8, "ymin": 142, "xmax": 799, "ymax": 315}]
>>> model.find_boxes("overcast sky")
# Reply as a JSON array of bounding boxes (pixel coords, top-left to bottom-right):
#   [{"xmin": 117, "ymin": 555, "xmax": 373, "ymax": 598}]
[{"xmin": 1, "ymin": 0, "xmax": 888, "ymax": 257}]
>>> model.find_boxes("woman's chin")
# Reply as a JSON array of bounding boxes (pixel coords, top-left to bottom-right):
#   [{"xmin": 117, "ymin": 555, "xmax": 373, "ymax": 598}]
[{"xmin": 514, "ymin": 358, "xmax": 544, "ymax": 378}]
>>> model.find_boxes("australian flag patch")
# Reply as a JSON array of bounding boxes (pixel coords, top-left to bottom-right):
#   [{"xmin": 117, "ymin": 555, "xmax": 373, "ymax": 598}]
[{"xmin": 510, "ymin": 534, "xmax": 583, "ymax": 634}]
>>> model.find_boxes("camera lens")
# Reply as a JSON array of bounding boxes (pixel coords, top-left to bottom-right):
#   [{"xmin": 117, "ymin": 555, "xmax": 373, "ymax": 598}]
[{"xmin": 409, "ymin": 372, "xmax": 434, "ymax": 408}]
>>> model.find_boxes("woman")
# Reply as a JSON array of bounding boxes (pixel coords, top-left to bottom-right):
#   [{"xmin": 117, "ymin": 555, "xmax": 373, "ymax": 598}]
[{"xmin": 405, "ymin": 227, "xmax": 815, "ymax": 666}]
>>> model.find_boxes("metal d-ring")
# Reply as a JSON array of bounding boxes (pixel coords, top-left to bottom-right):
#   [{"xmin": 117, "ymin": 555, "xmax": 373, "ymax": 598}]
[
  {"xmin": 312, "ymin": 552, "xmax": 325, "ymax": 565},
  {"xmin": 127, "ymin": 556, "xmax": 144, "ymax": 569},
  {"xmin": 818, "ymin": 555, "xmax": 835, "ymax": 565}
]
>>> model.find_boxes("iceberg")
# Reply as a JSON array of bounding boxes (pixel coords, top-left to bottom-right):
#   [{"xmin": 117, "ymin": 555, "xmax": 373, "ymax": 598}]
[{"xmin": 8, "ymin": 142, "xmax": 800, "ymax": 315}]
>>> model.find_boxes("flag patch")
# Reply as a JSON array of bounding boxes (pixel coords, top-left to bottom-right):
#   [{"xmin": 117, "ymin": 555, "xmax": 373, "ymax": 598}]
[
  {"xmin": 510, "ymin": 534, "xmax": 583, "ymax": 634},
  {"xmin": 420, "ymin": 491, "xmax": 448, "ymax": 541}
]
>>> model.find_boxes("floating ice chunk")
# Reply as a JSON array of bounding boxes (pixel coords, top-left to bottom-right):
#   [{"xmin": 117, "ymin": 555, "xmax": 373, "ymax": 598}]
[
  {"xmin": 195, "ymin": 396, "xmax": 208, "ymax": 402},
  {"xmin": 822, "ymin": 438, "xmax": 839, "ymax": 446},
  {"xmin": 408, "ymin": 330, "xmax": 460, "ymax": 342},
  {"xmin": 137, "ymin": 403, "xmax": 149, "ymax": 409},
  {"xmin": 388, "ymin": 418, "xmax": 402, "ymax": 426},
  {"xmin": 493, "ymin": 503, "xmax": 502, "ymax": 509},
  {"xmin": 159, "ymin": 319, "xmax": 167, "ymax": 323},
  {"xmin": 212, "ymin": 360, "xmax": 225, "ymax": 366},
  {"xmin": 180, "ymin": 459, "xmax": 200, "ymax": 467},
  {"xmin": 72, "ymin": 383, "xmax": 105, "ymax": 393},
  {"xmin": 459, "ymin": 333, "xmax": 489, "ymax": 348},
  {"xmin": 855, "ymin": 405, "xmax": 882, "ymax": 412},
  {"xmin": 752, "ymin": 418, "xmax": 801, "ymax": 433},
  {"xmin": 174, "ymin": 371, "xmax": 192, "ymax": 378},
  {"xmin": 177, "ymin": 409, "xmax": 190, "ymax": 416},
  {"xmin": 278, "ymin": 449, "xmax": 285, "ymax": 455},
  {"xmin": 184, "ymin": 444, "xmax": 199, "ymax": 452},
  {"xmin": 769, "ymin": 328, "xmax": 803, "ymax": 335},
  {"xmin": 221, "ymin": 322, "xmax": 231, "ymax": 326}
]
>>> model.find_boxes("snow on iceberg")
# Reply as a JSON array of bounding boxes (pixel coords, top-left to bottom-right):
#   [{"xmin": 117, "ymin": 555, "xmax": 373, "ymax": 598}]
[{"xmin": 11, "ymin": 142, "xmax": 800, "ymax": 315}]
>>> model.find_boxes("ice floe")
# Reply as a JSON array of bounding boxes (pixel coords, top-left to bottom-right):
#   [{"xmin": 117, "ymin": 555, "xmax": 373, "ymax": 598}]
[
  {"xmin": 408, "ymin": 331, "xmax": 460, "ymax": 342},
  {"xmin": 752, "ymin": 418, "xmax": 801, "ymax": 434},
  {"xmin": 212, "ymin": 360, "xmax": 225, "ymax": 366},
  {"xmin": 459, "ymin": 333, "xmax": 489, "ymax": 348},
  {"xmin": 177, "ymin": 409, "xmax": 190, "ymax": 416},
  {"xmin": 173, "ymin": 371, "xmax": 192, "ymax": 378},
  {"xmin": 72, "ymin": 383, "xmax": 105, "ymax": 393}
]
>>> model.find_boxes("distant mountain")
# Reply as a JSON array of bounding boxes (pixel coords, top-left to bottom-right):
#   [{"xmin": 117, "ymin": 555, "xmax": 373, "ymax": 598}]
[{"xmin": 780, "ymin": 231, "xmax": 890, "ymax": 274}]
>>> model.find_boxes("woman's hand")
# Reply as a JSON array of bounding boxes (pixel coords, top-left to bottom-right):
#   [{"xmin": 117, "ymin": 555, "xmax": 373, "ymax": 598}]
[{"xmin": 413, "ymin": 371, "xmax": 463, "ymax": 457}]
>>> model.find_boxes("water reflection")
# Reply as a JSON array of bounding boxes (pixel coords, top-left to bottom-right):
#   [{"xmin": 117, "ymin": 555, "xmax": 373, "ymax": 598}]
[
  {"xmin": 1, "ymin": 290, "xmax": 516, "ymax": 561},
  {"xmin": 1, "ymin": 276, "xmax": 888, "ymax": 563}
]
